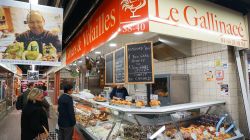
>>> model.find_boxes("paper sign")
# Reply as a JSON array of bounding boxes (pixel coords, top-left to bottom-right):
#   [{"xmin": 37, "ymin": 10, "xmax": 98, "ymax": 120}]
[
  {"xmin": 151, "ymin": 95, "xmax": 158, "ymax": 100},
  {"xmin": 215, "ymin": 59, "xmax": 222, "ymax": 67},
  {"xmin": 125, "ymin": 96, "xmax": 132, "ymax": 101},
  {"xmin": 135, "ymin": 95, "xmax": 147, "ymax": 101},
  {"xmin": 215, "ymin": 70, "xmax": 224, "ymax": 81},
  {"xmin": 220, "ymin": 84, "xmax": 229, "ymax": 96},
  {"xmin": 205, "ymin": 71, "xmax": 213, "ymax": 81}
]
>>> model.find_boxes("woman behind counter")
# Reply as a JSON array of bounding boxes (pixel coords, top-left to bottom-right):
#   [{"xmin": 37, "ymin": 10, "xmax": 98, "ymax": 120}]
[{"xmin": 110, "ymin": 85, "xmax": 128, "ymax": 100}]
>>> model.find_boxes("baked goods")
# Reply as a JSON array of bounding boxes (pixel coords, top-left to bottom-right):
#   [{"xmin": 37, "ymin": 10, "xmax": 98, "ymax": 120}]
[
  {"xmin": 94, "ymin": 112, "xmax": 108, "ymax": 121},
  {"xmin": 93, "ymin": 95, "xmax": 107, "ymax": 102},
  {"xmin": 180, "ymin": 125, "xmax": 233, "ymax": 140},
  {"xmin": 135, "ymin": 100, "xmax": 145, "ymax": 107},
  {"xmin": 111, "ymin": 99, "xmax": 132, "ymax": 106},
  {"xmin": 150, "ymin": 100, "xmax": 161, "ymax": 107}
]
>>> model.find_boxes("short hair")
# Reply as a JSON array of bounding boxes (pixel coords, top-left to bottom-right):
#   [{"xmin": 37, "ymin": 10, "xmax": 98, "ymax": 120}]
[
  {"xmin": 28, "ymin": 82, "xmax": 34, "ymax": 88},
  {"xmin": 26, "ymin": 10, "xmax": 45, "ymax": 22},
  {"xmin": 64, "ymin": 84, "xmax": 73, "ymax": 93},
  {"xmin": 27, "ymin": 88, "xmax": 43, "ymax": 101}
]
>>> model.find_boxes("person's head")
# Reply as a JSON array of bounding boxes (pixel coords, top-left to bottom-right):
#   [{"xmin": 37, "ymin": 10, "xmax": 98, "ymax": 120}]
[
  {"xmin": 117, "ymin": 85, "xmax": 124, "ymax": 89},
  {"xmin": 36, "ymin": 85, "xmax": 48, "ymax": 96},
  {"xmin": 64, "ymin": 84, "xmax": 73, "ymax": 95},
  {"xmin": 28, "ymin": 82, "xmax": 35, "ymax": 89},
  {"xmin": 27, "ymin": 88, "xmax": 44, "ymax": 102},
  {"xmin": 27, "ymin": 10, "xmax": 45, "ymax": 35}
]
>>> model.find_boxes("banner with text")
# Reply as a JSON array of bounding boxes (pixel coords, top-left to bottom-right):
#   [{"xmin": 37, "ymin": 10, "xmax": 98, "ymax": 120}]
[
  {"xmin": 148, "ymin": 0, "xmax": 249, "ymax": 48},
  {"xmin": 0, "ymin": 1, "xmax": 63, "ymax": 66}
]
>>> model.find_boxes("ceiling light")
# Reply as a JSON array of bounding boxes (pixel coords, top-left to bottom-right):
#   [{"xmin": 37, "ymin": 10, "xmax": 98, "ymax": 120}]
[
  {"xmin": 29, "ymin": 0, "xmax": 38, "ymax": 4},
  {"xmin": 134, "ymin": 32, "xmax": 143, "ymax": 35},
  {"xmin": 73, "ymin": 63, "xmax": 77, "ymax": 66},
  {"xmin": 95, "ymin": 51, "xmax": 101, "ymax": 54},
  {"xmin": 109, "ymin": 43, "xmax": 117, "ymax": 47},
  {"xmin": 78, "ymin": 60, "xmax": 83, "ymax": 63}
]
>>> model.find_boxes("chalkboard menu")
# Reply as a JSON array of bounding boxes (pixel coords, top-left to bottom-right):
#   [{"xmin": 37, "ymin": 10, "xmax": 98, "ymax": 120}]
[
  {"xmin": 105, "ymin": 53, "xmax": 114, "ymax": 85},
  {"xmin": 126, "ymin": 42, "xmax": 154, "ymax": 84},
  {"xmin": 115, "ymin": 47, "xmax": 125, "ymax": 84}
]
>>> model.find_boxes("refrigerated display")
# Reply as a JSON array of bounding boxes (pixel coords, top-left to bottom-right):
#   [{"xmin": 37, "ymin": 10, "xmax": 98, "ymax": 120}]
[{"xmin": 72, "ymin": 92, "xmax": 243, "ymax": 140}]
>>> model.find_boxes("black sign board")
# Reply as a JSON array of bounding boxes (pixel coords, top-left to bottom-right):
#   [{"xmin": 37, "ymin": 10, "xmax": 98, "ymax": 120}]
[
  {"xmin": 115, "ymin": 47, "xmax": 125, "ymax": 84},
  {"xmin": 126, "ymin": 42, "xmax": 154, "ymax": 84},
  {"xmin": 105, "ymin": 53, "xmax": 114, "ymax": 85}
]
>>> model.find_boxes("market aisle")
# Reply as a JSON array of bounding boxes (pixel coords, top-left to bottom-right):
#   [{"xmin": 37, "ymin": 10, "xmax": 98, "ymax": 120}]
[
  {"xmin": 0, "ymin": 108, "xmax": 58, "ymax": 140},
  {"xmin": 0, "ymin": 109, "xmax": 21, "ymax": 140}
]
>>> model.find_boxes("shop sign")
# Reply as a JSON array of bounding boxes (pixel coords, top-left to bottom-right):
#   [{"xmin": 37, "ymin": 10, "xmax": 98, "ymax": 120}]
[
  {"xmin": 0, "ymin": 1, "xmax": 63, "ymax": 66},
  {"xmin": 148, "ymin": 0, "xmax": 249, "ymax": 48},
  {"xmin": 66, "ymin": 0, "xmax": 120, "ymax": 64},
  {"xmin": 120, "ymin": 0, "xmax": 149, "ymax": 34}
]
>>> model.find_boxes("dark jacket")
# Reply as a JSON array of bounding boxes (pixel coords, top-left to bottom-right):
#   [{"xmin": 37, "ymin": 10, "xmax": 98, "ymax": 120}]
[
  {"xmin": 110, "ymin": 87, "xmax": 128, "ymax": 100},
  {"xmin": 21, "ymin": 101, "xmax": 49, "ymax": 140},
  {"xmin": 22, "ymin": 88, "xmax": 31, "ymax": 107},
  {"xmin": 58, "ymin": 93, "xmax": 76, "ymax": 128},
  {"xmin": 16, "ymin": 30, "xmax": 61, "ymax": 53}
]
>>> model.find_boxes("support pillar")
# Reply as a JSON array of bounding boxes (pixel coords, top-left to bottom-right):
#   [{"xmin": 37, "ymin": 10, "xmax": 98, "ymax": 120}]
[{"xmin": 54, "ymin": 71, "xmax": 60, "ymax": 105}]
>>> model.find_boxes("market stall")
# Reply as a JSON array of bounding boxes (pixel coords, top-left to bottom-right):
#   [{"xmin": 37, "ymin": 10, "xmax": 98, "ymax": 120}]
[{"xmin": 59, "ymin": 0, "xmax": 249, "ymax": 139}]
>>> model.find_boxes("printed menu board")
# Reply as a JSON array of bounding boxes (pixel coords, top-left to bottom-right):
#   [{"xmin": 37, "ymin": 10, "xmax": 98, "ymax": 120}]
[
  {"xmin": 105, "ymin": 52, "xmax": 114, "ymax": 85},
  {"xmin": 115, "ymin": 47, "xmax": 125, "ymax": 84},
  {"xmin": 126, "ymin": 42, "xmax": 154, "ymax": 84}
]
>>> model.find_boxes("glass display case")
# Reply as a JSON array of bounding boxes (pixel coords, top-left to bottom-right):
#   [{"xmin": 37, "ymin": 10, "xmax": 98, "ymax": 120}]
[{"xmin": 72, "ymin": 93, "xmax": 243, "ymax": 140}]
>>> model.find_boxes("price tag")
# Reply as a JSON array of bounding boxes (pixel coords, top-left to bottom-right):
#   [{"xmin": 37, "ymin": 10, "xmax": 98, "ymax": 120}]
[
  {"xmin": 191, "ymin": 133, "xmax": 197, "ymax": 140},
  {"xmin": 126, "ymin": 96, "xmax": 132, "ymax": 101},
  {"xmin": 135, "ymin": 95, "xmax": 147, "ymax": 101},
  {"xmin": 151, "ymin": 95, "xmax": 158, "ymax": 100}
]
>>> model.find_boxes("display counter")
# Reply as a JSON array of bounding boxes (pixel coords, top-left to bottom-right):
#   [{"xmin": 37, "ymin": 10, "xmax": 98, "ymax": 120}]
[{"xmin": 72, "ymin": 93, "xmax": 243, "ymax": 140}]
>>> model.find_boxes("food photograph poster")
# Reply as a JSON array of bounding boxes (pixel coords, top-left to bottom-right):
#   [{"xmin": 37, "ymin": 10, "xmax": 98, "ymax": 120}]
[{"xmin": 0, "ymin": 1, "xmax": 63, "ymax": 66}]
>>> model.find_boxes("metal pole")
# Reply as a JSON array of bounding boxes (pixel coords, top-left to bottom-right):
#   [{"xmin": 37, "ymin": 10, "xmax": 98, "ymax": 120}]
[
  {"xmin": 242, "ymin": 50, "xmax": 250, "ymax": 102},
  {"xmin": 234, "ymin": 47, "xmax": 250, "ymax": 134}
]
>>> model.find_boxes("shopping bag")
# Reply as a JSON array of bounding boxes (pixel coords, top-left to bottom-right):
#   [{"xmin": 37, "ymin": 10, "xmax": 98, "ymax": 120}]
[{"xmin": 35, "ymin": 126, "xmax": 49, "ymax": 140}]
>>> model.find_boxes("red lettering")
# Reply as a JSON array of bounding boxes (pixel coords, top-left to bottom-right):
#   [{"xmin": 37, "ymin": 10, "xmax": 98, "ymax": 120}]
[
  {"xmin": 110, "ymin": 9, "xmax": 116, "ymax": 27},
  {"xmin": 238, "ymin": 23, "xmax": 244, "ymax": 37},
  {"xmin": 166, "ymin": 8, "xmax": 179, "ymax": 22},
  {"xmin": 184, "ymin": 6, "xmax": 197, "ymax": 26},
  {"xmin": 155, "ymin": 0, "xmax": 159, "ymax": 17},
  {"xmin": 105, "ymin": 14, "xmax": 110, "ymax": 31},
  {"xmin": 232, "ymin": 25, "xmax": 238, "ymax": 36},
  {"xmin": 219, "ymin": 21, "xmax": 226, "ymax": 33}
]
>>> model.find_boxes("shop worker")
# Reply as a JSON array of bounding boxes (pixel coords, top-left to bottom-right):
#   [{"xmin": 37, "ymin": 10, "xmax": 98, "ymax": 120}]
[
  {"xmin": 110, "ymin": 84, "xmax": 129, "ymax": 100},
  {"xmin": 58, "ymin": 84, "xmax": 76, "ymax": 140},
  {"xmin": 15, "ymin": 10, "xmax": 61, "ymax": 55}
]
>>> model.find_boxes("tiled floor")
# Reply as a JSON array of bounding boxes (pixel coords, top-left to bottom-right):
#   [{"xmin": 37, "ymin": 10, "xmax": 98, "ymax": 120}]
[{"xmin": 0, "ymin": 109, "xmax": 21, "ymax": 140}]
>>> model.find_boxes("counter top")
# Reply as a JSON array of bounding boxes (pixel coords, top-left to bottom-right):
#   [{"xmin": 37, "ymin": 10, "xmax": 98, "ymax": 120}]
[{"xmin": 72, "ymin": 93, "xmax": 226, "ymax": 114}]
